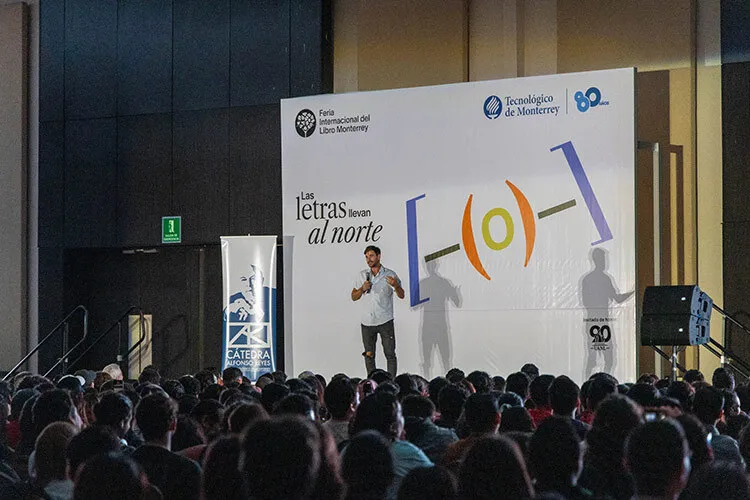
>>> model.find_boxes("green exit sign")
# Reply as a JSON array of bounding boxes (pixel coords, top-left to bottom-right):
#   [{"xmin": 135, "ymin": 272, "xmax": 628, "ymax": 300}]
[{"xmin": 162, "ymin": 216, "xmax": 181, "ymax": 243}]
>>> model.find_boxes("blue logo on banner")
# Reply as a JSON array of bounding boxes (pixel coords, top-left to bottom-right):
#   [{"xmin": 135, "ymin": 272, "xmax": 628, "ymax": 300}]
[
  {"xmin": 574, "ymin": 87, "xmax": 608, "ymax": 112},
  {"xmin": 484, "ymin": 95, "xmax": 502, "ymax": 119},
  {"xmin": 227, "ymin": 324, "xmax": 271, "ymax": 349},
  {"xmin": 222, "ymin": 264, "xmax": 276, "ymax": 381}
]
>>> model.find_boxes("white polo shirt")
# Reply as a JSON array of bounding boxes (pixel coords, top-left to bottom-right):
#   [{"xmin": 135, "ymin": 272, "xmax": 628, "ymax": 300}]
[{"xmin": 354, "ymin": 265, "xmax": 400, "ymax": 326}]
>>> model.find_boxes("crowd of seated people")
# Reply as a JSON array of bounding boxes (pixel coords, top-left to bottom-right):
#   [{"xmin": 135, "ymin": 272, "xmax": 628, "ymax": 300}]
[{"xmin": 0, "ymin": 362, "xmax": 750, "ymax": 499}]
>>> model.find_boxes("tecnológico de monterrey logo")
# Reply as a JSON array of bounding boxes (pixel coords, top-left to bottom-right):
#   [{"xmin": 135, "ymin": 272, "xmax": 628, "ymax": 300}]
[{"xmin": 483, "ymin": 95, "xmax": 502, "ymax": 119}]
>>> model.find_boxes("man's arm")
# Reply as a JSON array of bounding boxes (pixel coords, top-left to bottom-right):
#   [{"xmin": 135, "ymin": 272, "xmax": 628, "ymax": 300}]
[
  {"xmin": 386, "ymin": 275, "xmax": 405, "ymax": 299},
  {"xmin": 352, "ymin": 279, "xmax": 371, "ymax": 301}
]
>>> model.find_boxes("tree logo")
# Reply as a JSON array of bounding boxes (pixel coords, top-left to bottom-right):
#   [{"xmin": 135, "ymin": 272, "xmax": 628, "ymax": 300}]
[{"xmin": 295, "ymin": 109, "xmax": 316, "ymax": 137}]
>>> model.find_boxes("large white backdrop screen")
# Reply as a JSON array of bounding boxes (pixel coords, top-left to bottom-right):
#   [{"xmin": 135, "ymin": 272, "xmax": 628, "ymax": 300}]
[{"xmin": 282, "ymin": 69, "xmax": 636, "ymax": 384}]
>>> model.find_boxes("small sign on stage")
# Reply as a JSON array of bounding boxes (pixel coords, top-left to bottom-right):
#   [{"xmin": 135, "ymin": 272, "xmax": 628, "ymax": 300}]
[{"xmin": 162, "ymin": 216, "xmax": 182, "ymax": 243}]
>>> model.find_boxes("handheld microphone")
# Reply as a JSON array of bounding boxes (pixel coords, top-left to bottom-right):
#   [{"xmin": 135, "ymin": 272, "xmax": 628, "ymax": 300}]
[{"xmin": 365, "ymin": 272, "xmax": 371, "ymax": 293}]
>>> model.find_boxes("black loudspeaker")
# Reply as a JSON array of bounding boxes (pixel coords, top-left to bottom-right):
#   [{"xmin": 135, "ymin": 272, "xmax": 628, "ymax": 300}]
[
  {"xmin": 641, "ymin": 314, "xmax": 710, "ymax": 346},
  {"xmin": 642, "ymin": 285, "xmax": 713, "ymax": 318},
  {"xmin": 640, "ymin": 285, "xmax": 713, "ymax": 346}
]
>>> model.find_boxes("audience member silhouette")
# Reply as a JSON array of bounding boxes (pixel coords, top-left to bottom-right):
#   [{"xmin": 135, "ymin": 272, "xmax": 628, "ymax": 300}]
[
  {"xmin": 459, "ymin": 435, "xmax": 534, "ymax": 499},
  {"xmin": 498, "ymin": 406, "xmax": 534, "ymax": 433},
  {"xmin": 73, "ymin": 452, "xmax": 152, "ymax": 500},
  {"xmin": 693, "ymin": 386, "xmax": 744, "ymax": 464},
  {"xmin": 674, "ymin": 413, "xmax": 713, "ymax": 488},
  {"xmin": 681, "ymin": 461, "xmax": 750, "ymax": 500},
  {"xmin": 581, "ymin": 373, "xmax": 618, "ymax": 424},
  {"xmin": 625, "ymin": 419, "xmax": 690, "ymax": 500},
  {"xmin": 578, "ymin": 394, "xmax": 641, "ymax": 499},
  {"xmin": 201, "ymin": 435, "xmax": 243, "ymax": 500},
  {"xmin": 529, "ymin": 416, "xmax": 588, "ymax": 499},
  {"xmin": 506, "ymin": 372, "xmax": 531, "ymax": 402},
  {"xmin": 324, "ymin": 376, "xmax": 357, "ymax": 447},
  {"xmin": 349, "ymin": 391, "xmax": 432, "ymax": 498},
  {"xmin": 712, "ymin": 367, "xmax": 736, "ymax": 391},
  {"xmin": 401, "ymin": 395, "xmax": 457, "ymax": 463},
  {"xmin": 434, "ymin": 384, "xmax": 467, "ymax": 430},
  {"xmin": 397, "ymin": 465, "xmax": 457, "ymax": 500},
  {"xmin": 131, "ymin": 393, "xmax": 201, "ymax": 500},
  {"xmin": 342, "ymin": 430, "xmax": 393, "ymax": 500},
  {"xmin": 226, "ymin": 402, "xmax": 268, "ymax": 434},
  {"xmin": 465, "ymin": 371, "xmax": 492, "ymax": 394},
  {"xmin": 240, "ymin": 416, "xmax": 321, "ymax": 500},
  {"xmin": 442, "ymin": 393, "xmax": 500, "ymax": 471},
  {"xmin": 93, "ymin": 392, "xmax": 134, "ymax": 450},
  {"xmin": 549, "ymin": 375, "xmax": 589, "ymax": 440},
  {"xmin": 31, "ymin": 421, "xmax": 77, "ymax": 500},
  {"xmin": 66, "ymin": 425, "xmax": 121, "ymax": 478},
  {"xmin": 527, "ymin": 374, "xmax": 555, "ymax": 426}
]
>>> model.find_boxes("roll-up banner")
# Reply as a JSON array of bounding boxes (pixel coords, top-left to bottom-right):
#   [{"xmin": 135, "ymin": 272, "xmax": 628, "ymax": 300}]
[
  {"xmin": 221, "ymin": 235, "xmax": 277, "ymax": 381},
  {"xmin": 282, "ymin": 68, "xmax": 636, "ymax": 383}
]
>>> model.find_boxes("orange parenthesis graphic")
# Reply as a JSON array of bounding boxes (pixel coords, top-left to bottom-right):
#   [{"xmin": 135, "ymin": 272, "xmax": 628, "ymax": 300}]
[
  {"xmin": 505, "ymin": 180, "xmax": 536, "ymax": 267},
  {"xmin": 462, "ymin": 194, "xmax": 491, "ymax": 280}
]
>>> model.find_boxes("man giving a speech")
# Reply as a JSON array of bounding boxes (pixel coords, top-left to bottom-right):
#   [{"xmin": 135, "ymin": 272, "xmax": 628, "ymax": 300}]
[{"xmin": 351, "ymin": 245, "xmax": 405, "ymax": 377}]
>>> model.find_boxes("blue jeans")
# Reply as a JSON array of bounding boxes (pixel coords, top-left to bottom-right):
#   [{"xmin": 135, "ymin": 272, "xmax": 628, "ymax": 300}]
[{"xmin": 361, "ymin": 320, "xmax": 397, "ymax": 377}]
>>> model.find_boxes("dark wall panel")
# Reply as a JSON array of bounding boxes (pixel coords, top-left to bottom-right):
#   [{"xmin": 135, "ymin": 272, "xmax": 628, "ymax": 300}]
[
  {"xmin": 173, "ymin": 109, "xmax": 230, "ymax": 243},
  {"xmin": 64, "ymin": 0, "xmax": 118, "ymax": 119},
  {"xmin": 140, "ymin": 249, "xmax": 191, "ymax": 376},
  {"xmin": 229, "ymin": 105, "xmax": 281, "ymax": 235},
  {"xmin": 64, "ymin": 118, "xmax": 118, "ymax": 248},
  {"xmin": 202, "ymin": 246, "xmax": 224, "ymax": 371},
  {"xmin": 39, "ymin": 0, "xmax": 332, "ymax": 375},
  {"xmin": 39, "ymin": 121, "xmax": 65, "ymax": 248},
  {"xmin": 723, "ymin": 62, "xmax": 750, "ymax": 366},
  {"xmin": 140, "ymin": 247, "xmax": 222, "ymax": 377},
  {"xmin": 723, "ymin": 222, "xmax": 750, "ymax": 362},
  {"xmin": 60, "ymin": 246, "xmax": 224, "ymax": 378},
  {"xmin": 722, "ymin": 0, "xmax": 750, "ymax": 64},
  {"xmin": 117, "ymin": 0, "xmax": 173, "ymax": 115},
  {"xmin": 290, "ymin": 0, "xmax": 333, "ymax": 96},
  {"xmin": 63, "ymin": 249, "xmax": 138, "ymax": 372},
  {"xmin": 38, "ymin": 248, "xmax": 66, "ymax": 371},
  {"xmin": 173, "ymin": 0, "xmax": 230, "ymax": 111},
  {"xmin": 722, "ymin": 63, "xmax": 750, "ymax": 224},
  {"xmin": 230, "ymin": 0, "xmax": 290, "ymax": 106},
  {"xmin": 118, "ymin": 114, "xmax": 173, "ymax": 246},
  {"xmin": 40, "ymin": 0, "xmax": 65, "ymax": 122}
]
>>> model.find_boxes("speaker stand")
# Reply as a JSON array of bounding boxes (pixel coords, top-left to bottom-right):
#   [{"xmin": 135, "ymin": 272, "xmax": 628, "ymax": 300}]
[
  {"xmin": 702, "ymin": 304, "xmax": 750, "ymax": 380},
  {"xmin": 651, "ymin": 345, "xmax": 686, "ymax": 381}
]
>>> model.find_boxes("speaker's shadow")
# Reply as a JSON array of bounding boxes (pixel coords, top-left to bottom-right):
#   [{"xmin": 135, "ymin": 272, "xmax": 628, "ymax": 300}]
[
  {"xmin": 579, "ymin": 247, "xmax": 634, "ymax": 381},
  {"xmin": 415, "ymin": 259, "xmax": 462, "ymax": 379}
]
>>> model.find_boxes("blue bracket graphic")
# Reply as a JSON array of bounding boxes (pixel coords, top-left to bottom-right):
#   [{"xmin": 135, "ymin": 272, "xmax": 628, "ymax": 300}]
[
  {"xmin": 550, "ymin": 141, "xmax": 613, "ymax": 245},
  {"xmin": 406, "ymin": 194, "xmax": 430, "ymax": 307}
]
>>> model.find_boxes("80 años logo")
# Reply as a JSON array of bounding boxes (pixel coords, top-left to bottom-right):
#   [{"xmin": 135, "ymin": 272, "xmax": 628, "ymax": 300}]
[
  {"xmin": 589, "ymin": 324, "xmax": 612, "ymax": 350},
  {"xmin": 574, "ymin": 86, "xmax": 610, "ymax": 113}
]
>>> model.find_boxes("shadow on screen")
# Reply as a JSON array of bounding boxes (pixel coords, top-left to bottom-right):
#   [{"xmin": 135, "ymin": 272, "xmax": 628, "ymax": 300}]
[
  {"xmin": 579, "ymin": 247, "xmax": 634, "ymax": 381},
  {"xmin": 416, "ymin": 259, "xmax": 462, "ymax": 379}
]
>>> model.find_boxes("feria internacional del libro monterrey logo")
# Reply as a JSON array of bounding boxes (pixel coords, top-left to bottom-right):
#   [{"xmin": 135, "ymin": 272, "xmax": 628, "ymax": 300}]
[{"xmin": 295, "ymin": 109, "xmax": 317, "ymax": 137}]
